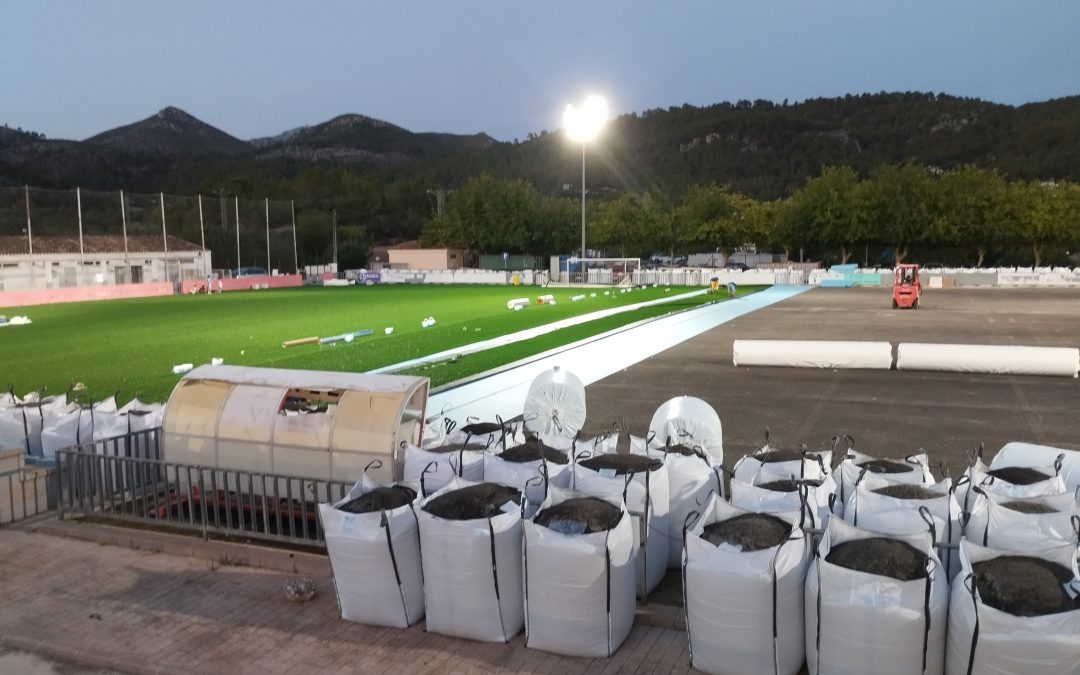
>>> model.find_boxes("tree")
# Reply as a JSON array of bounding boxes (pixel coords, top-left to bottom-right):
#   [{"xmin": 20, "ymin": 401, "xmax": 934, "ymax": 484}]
[
  {"xmin": 422, "ymin": 174, "xmax": 540, "ymax": 254},
  {"xmin": 788, "ymin": 166, "xmax": 866, "ymax": 263},
  {"xmin": 677, "ymin": 184, "xmax": 742, "ymax": 254},
  {"xmin": 591, "ymin": 193, "xmax": 653, "ymax": 257},
  {"xmin": 1014, "ymin": 180, "xmax": 1074, "ymax": 267},
  {"xmin": 863, "ymin": 164, "xmax": 938, "ymax": 265},
  {"xmin": 937, "ymin": 166, "xmax": 1009, "ymax": 267}
]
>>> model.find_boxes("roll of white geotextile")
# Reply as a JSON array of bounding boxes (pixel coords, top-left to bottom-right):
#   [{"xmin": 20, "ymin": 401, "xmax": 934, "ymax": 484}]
[
  {"xmin": 896, "ymin": 343, "xmax": 1080, "ymax": 378},
  {"xmin": 732, "ymin": 340, "xmax": 893, "ymax": 370}
]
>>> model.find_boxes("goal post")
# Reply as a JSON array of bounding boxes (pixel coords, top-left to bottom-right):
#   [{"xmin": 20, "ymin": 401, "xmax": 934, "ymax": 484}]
[{"xmin": 564, "ymin": 257, "xmax": 640, "ymax": 285}]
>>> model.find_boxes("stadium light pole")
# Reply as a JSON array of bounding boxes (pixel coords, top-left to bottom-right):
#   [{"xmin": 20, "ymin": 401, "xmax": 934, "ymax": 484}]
[{"xmin": 563, "ymin": 95, "xmax": 608, "ymax": 281}]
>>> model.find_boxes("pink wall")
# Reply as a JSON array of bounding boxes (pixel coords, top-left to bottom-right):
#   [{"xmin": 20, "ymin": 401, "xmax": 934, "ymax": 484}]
[
  {"xmin": 179, "ymin": 274, "xmax": 302, "ymax": 295},
  {"xmin": 0, "ymin": 282, "xmax": 174, "ymax": 309}
]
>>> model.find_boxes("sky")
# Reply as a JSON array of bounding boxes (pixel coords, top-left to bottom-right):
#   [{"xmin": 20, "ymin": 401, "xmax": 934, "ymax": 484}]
[{"xmin": 2, "ymin": 1, "xmax": 1079, "ymax": 142}]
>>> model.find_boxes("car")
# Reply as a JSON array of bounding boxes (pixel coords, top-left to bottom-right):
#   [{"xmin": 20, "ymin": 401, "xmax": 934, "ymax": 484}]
[
  {"xmin": 232, "ymin": 267, "xmax": 267, "ymax": 278},
  {"xmin": 724, "ymin": 261, "xmax": 751, "ymax": 271}
]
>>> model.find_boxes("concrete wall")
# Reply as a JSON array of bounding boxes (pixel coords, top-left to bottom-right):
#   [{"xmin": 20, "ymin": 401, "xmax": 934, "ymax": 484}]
[
  {"xmin": 0, "ymin": 281, "xmax": 175, "ymax": 308},
  {"xmin": 0, "ymin": 250, "xmax": 211, "ymax": 292}
]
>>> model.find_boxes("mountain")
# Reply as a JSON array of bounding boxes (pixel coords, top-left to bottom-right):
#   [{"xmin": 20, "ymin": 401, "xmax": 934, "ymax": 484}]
[
  {"xmin": 253, "ymin": 113, "xmax": 497, "ymax": 164},
  {"xmin": 85, "ymin": 107, "xmax": 250, "ymax": 155}
]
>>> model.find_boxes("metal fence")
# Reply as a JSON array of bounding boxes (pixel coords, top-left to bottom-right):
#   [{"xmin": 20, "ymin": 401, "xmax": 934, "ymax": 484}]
[{"xmin": 55, "ymin": 429, "xmax": 353, "ymax": 547}]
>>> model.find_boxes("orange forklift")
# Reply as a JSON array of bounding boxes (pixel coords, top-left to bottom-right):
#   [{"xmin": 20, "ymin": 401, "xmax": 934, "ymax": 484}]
[{"xmin": 892, "ymin": 263, "xmax": 921, "ymax": 309}]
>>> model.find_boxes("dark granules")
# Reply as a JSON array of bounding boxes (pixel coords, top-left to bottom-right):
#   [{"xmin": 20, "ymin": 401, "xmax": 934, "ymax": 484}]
[
  {"xmin": 872, "ymin": 484, "xmax": 940, "ymax": 500},
  {"xmin": 460, "ymin": 421, "xmax": 503, "ymax": 435},
  {"xmin": 337, "ymin": 485, "xmax": 417, "ymax": 514},
  {"xmin": 533, "ymin": 497, "xmax": 622, "ymax": 535},
  {"xmin": 986, "ymin": 466, "xmax": 1051, "ymax": 486},
  {"xmin": 578, "ymin": 454, "xmax": 662, "ymax": 475},
  {"xmin": 664, "ymin": 444, "xmax": 699, "ymax": 457},
  {"xmin": 757, "ymin": 480, "xmax": 799, "ymax": 493},
  {"xmin": 425, "ymin": 442, "xmax": 487, "ymax": 454},
  {"xmin": 825, "ymin": 537, "xmax": 929, "ymax": 581},
  {"xmin": 702, "ymin": 513, "xmax": 792, "ymax": 552},
  {"xmin": 757, "ymin": 448, "xmax": 806, "ymax": 463},
  {"xmin": 973, "ymin": 556, "xmax": 1080, "ymax": 616},
  {"xmin": 858, "ymin": 459, "xmax": 916, "ymax": 474},
  {"xmin": 499, "ymin": 440, "xmax": 569, "ymax": 465},
  {"xmin": 1000, "ymin": 500, "xmax": 1059, "ymax": 514},
  {"xmin": 422, "ymin": 483, "xmax": 521, "ymax": 520}
]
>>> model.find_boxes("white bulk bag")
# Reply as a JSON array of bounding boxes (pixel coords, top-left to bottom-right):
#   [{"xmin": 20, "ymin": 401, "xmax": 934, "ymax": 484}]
[
  {"xmin": 484, "ymin": 436, "xmax": 572, "ymax": 516},
  {"xmin": 945, "ymin": 541, "xmax": 1080, "ymax": 675},
  {"xmin": 523, "ymin": 488, "xmax": 635, "ymax": 657},
  {"xmin": 572, "ymin": 454, "xmax": 670, "ymax": 595},
  {"xmin": 962, "ymin": 456, "xmax": 1066, "ymax": 511},
  {"xmin": 40, "ymin": 405, "xmax": 93, "ymax": 458},
  {"xmin": 806, "ymin": 518, "xmax": 948, "ymax": 675},
  {"xmin": 403, "ymin": 440, "xmax": 486, "ymax": 495},
  {"xmin": 0, "ymin": 406, "xmax": 31, "ymax": 454},
  {"xmin": 575, "ymin": 427, "xmax": 619, "ymax": 460},
  {"xmin": 522, "ymin": 368, "xmax": 586, "ymax": 437},
  {"xmin": 92, "ymin": 395, "xmax": 117, "ymax": 413},
  {"xmin": 318, "ymin": 472, "xmax": 424, "ymax": 628},
  {"xmin": 843, "ymin": 474, "xmax": 964, "ymax": 578},
  {"xmin": 991, "ymin": 442, "xmax": 1080, "ymax": 490},
  {"xmin": 684, "ymin": 496, "xmax": 808, "ymax": 675},
  {"xmin": 448, "ymin": 415, "xmax": 527, "ymax": 449},
  {"xmin": 631, "ymin": 434, "xmax": 722, "ymax": 568},
  {"xmin": 964, "ymin": 487, "xmax": 1080, "ymax": 549},
  {"xmin": 127, "ymin": 404, "xmax": 165, "ymax": 433},
  {"xmin": 833, "ymin": 450, "xmax": 935, "ymax": 517},
  {"xmin": 0, "ymin": 391, "xmax": 18, "ymax": 410},
  {"xmin": 417, "ymin": 478, "xmax": 525, "ymax": 642},
  {"xmin": 648, "ymin": 396, "xmax": 723, "ymax": 465},
  {"xmin": 91, "ymin": 409, "xmax": 129, "ymax": 443},
  {"xmin": 729, "ymin": 465, "xmax": 836, "ymax": 531}
]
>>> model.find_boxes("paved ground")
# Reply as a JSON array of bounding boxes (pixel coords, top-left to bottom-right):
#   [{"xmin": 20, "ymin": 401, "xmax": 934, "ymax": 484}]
[
  {"xmin": 0, "ymin": 529, "xmax": 693, "ymax": 675},
  {"xmin": 583, "ymin": 287, "xmax": 1080, "ymax": 472},
  {"xmin": 0, "ymin": 647, "xmax": 117, "ymax": 675}
]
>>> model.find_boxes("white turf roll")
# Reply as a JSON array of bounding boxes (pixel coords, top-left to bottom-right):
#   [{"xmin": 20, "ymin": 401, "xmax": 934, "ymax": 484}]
[
  {"xmin": 732, "ymin": 340, "xmax": 893, "ymax": 370},
  {"xmin": 896, "ymin": 343, "xmax": 1080, "ymax": 378}
]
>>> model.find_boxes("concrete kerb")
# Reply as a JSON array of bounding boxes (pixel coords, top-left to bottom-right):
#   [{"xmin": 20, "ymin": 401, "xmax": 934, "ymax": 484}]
[{"xmin": 0, "ymin": 633, "xmax": 187, "ymax": 675}]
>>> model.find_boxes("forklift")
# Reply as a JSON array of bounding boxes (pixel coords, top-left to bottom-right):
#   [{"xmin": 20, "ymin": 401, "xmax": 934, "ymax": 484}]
[{"xmin": 892, "ymin": 263, "xmax": 921, "ymax": 309}]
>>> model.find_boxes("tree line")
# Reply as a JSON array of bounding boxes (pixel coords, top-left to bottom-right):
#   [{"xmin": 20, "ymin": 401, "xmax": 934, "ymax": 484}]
[{"xmin": 422, "ymin": 165, "xmax": 1080, "ymax": 268}]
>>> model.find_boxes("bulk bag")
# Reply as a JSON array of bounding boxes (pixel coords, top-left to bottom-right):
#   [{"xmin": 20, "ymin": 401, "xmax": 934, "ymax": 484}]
[
  {"xmin": 631, "ymin": 433, "xmax": 722, "ymax": 568},
  {"xmin": 403, "ymin": 438, "xmax": 487, "ymax": 495},
  {"xmin": 318, "ymin": 468, "xmax": 424, "ymax": 628},
  {"xmin": 684, "ymin": 495, "xmax": 808, "ymax": 675},
  {"xmin": 647, "ymin": 396, "xmax": 723, "ymax": 466},
  {"xmin": 843, "ymin": 474, "xmax": 964, "ymax": 578},
  {"xmin": 833, "ymin": 450, "xmax": 934, "ymax": 518},
  {"xmin": 484, "ymin": 434, "xmax": 571, "ymax": 516},
  {"xmin": 572, "ymin": 450, "xmax": 670, "ymax": 595},
  {"xmin": 40, "ymin": 405, "xmax": 93, "ymax": 458},
  {"xmin": 964, "ymin": 486, "xmax": 1080, "ymax": 549},
  {"xmin": 806, "ymin": 518, "xmax": 948, "ymax": 675},
  {"xmin": 945, "ymin": 540, "xmax": 1080, "ymax": 675},
  {"xmin": 523, "ymin": 488, "xmax": 635, "ymax": 657},
  {"xmin": 732, "ymin": 431, "xmax": 842, "ymax": 483},
  {"xmin": 729, "ymin": 465, "xmax": 836, "ymax": 531},
  {"xmin": 417, "ymin": 479, "xmax": 525, "ymax": 642},
  {"xmin": 962, "ymin": 453, "xmax": 1066, "ymax": 512}
]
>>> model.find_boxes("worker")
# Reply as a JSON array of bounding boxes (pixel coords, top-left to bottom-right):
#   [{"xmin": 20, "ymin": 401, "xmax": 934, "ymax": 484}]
[{"xmin": 727, "ymin": 281, "xmax": 737, "ymax": 299}]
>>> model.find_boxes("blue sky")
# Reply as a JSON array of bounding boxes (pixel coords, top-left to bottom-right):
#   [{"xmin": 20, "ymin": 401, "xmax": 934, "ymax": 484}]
[{"xmin": 2, "ymin": 1, "xmax": 1078, "ymax": 142}]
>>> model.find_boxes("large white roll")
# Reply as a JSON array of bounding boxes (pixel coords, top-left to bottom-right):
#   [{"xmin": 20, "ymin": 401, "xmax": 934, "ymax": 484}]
[
  {"xmin": 733, "ymin": 340, "xmax": 893, "ymax": 370},
  {"xmin": 897, "ymin": 343, "xmax": 1080, "ymax": 377}
]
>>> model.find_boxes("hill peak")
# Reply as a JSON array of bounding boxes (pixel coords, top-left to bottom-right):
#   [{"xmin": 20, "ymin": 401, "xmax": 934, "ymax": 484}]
[{"xmin": 86, "ymin": 107, "xmax": 249, "ymax": 155}]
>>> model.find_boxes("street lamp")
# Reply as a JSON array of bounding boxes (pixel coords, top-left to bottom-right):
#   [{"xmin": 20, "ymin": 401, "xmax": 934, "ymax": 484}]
[{"xmin": 563, "ymin": 95, "xmax": 608, "ymax": 280}]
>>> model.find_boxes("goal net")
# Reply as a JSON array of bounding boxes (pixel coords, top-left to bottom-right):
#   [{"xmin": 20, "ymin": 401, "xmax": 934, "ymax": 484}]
[{"xmin": 563, "ymin": 257, "xmax": 640, "ymax": 285}]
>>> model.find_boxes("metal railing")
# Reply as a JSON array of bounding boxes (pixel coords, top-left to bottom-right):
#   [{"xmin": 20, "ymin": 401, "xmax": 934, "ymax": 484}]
[{"xmin": 55, "ymin": 444, "xmax": 353, "ymax": 547}]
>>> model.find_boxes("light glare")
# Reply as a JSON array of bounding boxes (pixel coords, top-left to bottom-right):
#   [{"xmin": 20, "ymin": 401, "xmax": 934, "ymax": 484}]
[{"xmin": 563, "ymin": 94, "xmax": 609, "ymax": 143}]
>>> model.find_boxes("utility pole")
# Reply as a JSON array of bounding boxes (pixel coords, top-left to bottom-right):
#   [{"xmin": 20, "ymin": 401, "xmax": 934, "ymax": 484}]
[{"xmin": 332, "ymin": 209, "xmax": 338, "ymax": 268}]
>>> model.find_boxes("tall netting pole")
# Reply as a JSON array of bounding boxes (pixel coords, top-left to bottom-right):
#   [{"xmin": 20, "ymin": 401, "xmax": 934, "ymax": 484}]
[
  {"xmin": 24, "ymin": 185, "xmax": 34, "ymax": 287},
  {"xmin": 160, "ymin": 192, "xmax": 169, "ymax": 283},
  {"xmin": 120, "ymin": 190, "xmax": 130, "ymax": 284},
  {"xmin": 291, "ymin": 200, "xmax": 298, "ymax": 275},
  {"xmin": 234, "ymin": 196, "xmax": 240, "ymax": 272},
  {"xmin": 197, "ymin": 194, "xmax": 207, "ymax": 275},
  {"xmin": 265, "ymin": 197, "xmax": 270, "ymax": 274},
  {"xmin": 76, "ymin": 187, "xmax": 85, "ymax": 284}
]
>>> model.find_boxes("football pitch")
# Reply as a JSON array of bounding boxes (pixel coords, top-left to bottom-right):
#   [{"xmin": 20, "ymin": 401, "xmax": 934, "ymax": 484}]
[{"xmin": 1, "ymin": 284, "xmax": 760, "ymax": 403}]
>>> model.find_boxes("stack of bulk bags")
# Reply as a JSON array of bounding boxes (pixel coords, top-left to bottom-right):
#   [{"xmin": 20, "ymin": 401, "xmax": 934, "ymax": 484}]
[
  {"xmin": 318, "ymin": 468, "xmax": 424, "ymax": 628},
  {"xmin": 961, "ymin": 451, "xmax": 1066, "ymax": 512},
  {"xmin": 40, "ymin": 404, "xmax": 93, "ymax": 458},
  {"xmin": 484, "ymin": 433, "xmax": 572, "ymax": 516},
  {"xmin": 729, "ymin": 464, "xmax": 835, "ymax": 531},
  {"xmin": 573, "ymin": 449, "xmax": 669, "ymax": 596},
  {"xmin": 965, "ymin": 487, "xmax": 1080, "ymax": 549},
  {"xmin": 843, "ymin": 474, "xmax": 964, "ymax": 578},
  {"xmin": 523, "ymin": 488, "xmax": 635, "ymax": 657},
  {"xmin": 807, "ymin": 518, "xmax": 948, "ymax": 675},
  {"xmin": 91, "ymin": 396, "xmax": 130, "ymax": 444},
  {"xmin": 683, "ymin": 495, "xmax": 808, "ymax": 675},
  {"xmin": 946, "ymin": 540, "xmax": 1080, "ymax": 675},
  {"xmin": 833, "ymin": 450, "xmax": 935, "ymax": 517},
  {"xmin": 119, "ymin": 398, "xmax": 165, "ymax": 433},
  {"xmin": 417, "ymin": 479, "xmax": 525, "ymax": 642},
  {"xmin": 631, "ymin": 433, "xmax": 721, "ymax": 568}
]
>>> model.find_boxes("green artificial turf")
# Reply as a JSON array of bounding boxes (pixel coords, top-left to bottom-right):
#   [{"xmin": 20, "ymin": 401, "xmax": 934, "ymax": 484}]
[{"xmin": 0, "ymin": 284, "xmax": 760, "ymax": 403}]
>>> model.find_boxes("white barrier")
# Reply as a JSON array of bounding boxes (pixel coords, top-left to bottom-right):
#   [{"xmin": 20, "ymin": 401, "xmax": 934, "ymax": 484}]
[
  {"xmin": 896, "ymin": 343, "xmax": 1080, "ymax": 378},
  {"xmin": 732, "ymin": 340, "xmax": 893, "ymax": 370}
]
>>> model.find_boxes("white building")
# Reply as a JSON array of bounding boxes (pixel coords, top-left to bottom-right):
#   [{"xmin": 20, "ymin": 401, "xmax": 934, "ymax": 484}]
[{"xmin": 0, "ymin": 235, "xmax": 211, "ymax": 291}]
